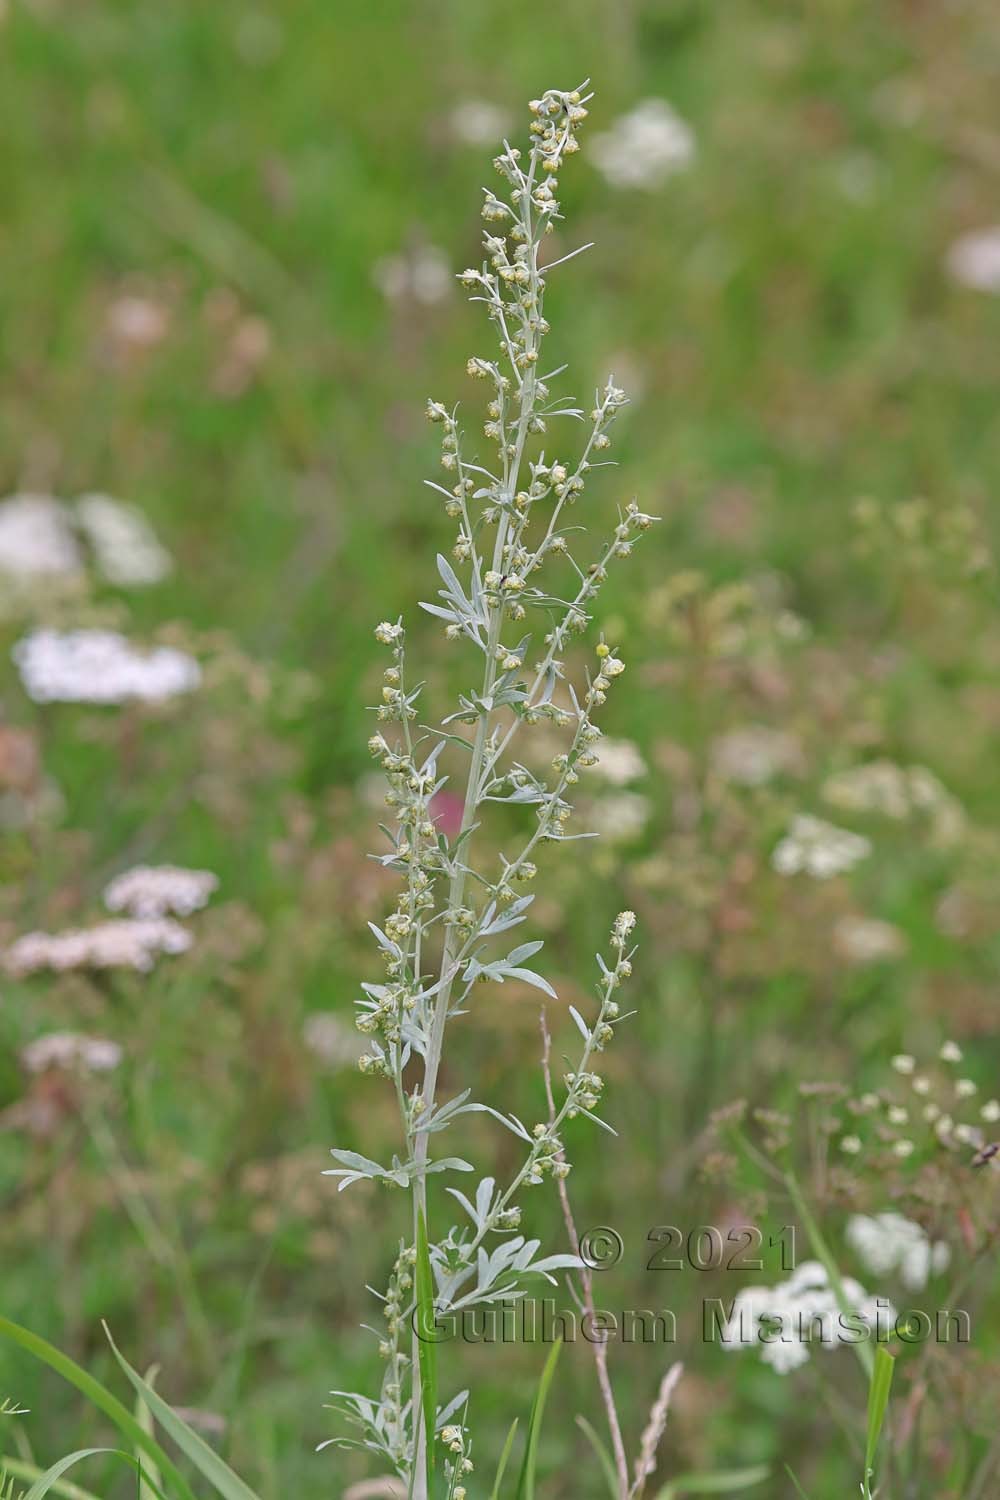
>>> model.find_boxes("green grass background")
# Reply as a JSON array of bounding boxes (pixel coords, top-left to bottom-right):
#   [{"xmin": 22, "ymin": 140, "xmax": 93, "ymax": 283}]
[{"xmin": 2, "ymin": 1, "xmax": 1000, "ymax": 1495}]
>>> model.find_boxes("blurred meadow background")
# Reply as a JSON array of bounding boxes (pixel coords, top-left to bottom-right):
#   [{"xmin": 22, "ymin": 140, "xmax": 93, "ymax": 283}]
[{"xmin": 2, "ymin": 0, "xmax": 1000, "ymax": 1495}]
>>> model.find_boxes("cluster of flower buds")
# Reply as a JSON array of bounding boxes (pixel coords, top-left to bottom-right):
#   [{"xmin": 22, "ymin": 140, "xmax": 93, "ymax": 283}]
[
  {"xmin": 439, "ymin": 1423, "xmax": 474, "ymax": 1498},
  {"xmin": 611, "ymin": 909, "xmax": 638, "ymax": 948},
  {"xmin": 378, "ymin": 1244, "xmax": 416, "ymax": 1345},
  {"xmin": 372, "ymin": 622, "xmax": 419, "ymax": 723},
  {"xmin": 587, "ymin": 640, "xmax": 626, "ymax": 709},
  {"xmin": 528, "ymin": 86, "xmax": 590, "ymax": 173},
  {"xmin": 526, "ymin": 1122, "xmax": 570, "ymax": 1183},
  {"xmin": 612, "ymin": 499, "xmax": 657, "ymax": 557},
  {"xmin": 488, "ymin": 1204, "xmax": 522, "ymax": 1231},
  {"xmin": 564, "ymin": 1069, "xmax": 604, "ymax": 1117}
]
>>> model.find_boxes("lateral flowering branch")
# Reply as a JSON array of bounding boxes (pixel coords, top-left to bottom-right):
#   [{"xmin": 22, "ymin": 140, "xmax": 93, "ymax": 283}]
[{"xmin": 323, "ymin": 84, "xmax": 656, "ymax": 1492}]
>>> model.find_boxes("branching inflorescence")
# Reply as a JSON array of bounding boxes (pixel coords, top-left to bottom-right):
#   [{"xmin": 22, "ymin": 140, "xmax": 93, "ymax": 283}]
[{"xmin": 323, "ymin": 83, "xmax": 656, "ymax": 1495}]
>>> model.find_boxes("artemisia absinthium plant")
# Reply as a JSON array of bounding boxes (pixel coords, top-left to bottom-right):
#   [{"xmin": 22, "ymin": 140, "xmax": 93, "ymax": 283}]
[{"xmin": 324, "ymin": 83, "xmax": 656, "ymax": 1497}]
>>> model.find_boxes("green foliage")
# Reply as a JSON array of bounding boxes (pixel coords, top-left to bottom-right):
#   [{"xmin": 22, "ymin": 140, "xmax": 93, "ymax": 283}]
[
  {"xmin": 2, "ymin": 1, "xmax": 1000, "ymax": 1495},
  {"xmin": 862, "ymin": 1347, "xmax": 896, "ymax": 1500},
  {"xmin": 514, "ymin": 1341, "xmax": 563, "ymax": 1500}
]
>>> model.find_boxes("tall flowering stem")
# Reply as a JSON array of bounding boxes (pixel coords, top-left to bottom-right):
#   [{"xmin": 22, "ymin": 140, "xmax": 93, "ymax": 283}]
[{"xmin": 324, "ymin": 85, "xmax": 656, "ymax": 1496}]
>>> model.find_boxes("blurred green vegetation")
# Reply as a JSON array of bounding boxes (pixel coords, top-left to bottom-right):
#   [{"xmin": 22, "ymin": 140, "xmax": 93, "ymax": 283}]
[{"xmin": 1, "ymin": 1, "xmax": 1000, "ymax": 1496}]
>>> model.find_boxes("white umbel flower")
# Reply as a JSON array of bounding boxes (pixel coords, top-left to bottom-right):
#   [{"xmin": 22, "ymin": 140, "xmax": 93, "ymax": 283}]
[
  {"xmin": 719, "ymin": 1260, "xmax": 893, "ymax": 1374},
  {"xmin": 303, "ymin": 1012, "xmax": 366, "ymax": 1070},
  {"xmin": 4, "ymin": 918, "xmax": 192, "ymax": 976},
  {"xmin": 0, "ymin": 494, "xmax": 81, "ymax": 578},
  {"xmin": 373, "ymin": 246, "xmax": 451, "ymax": 306},
  {"xmin": 832, "ymin": 915, "xmax": 906, "ymax": 964},
  {"xmin": 21, "ymin": 1031, "xmax": 123, "ymax": 1074},
  {"xmin": 710, "ymin": 725, "xmax": 802, "ymax": 786},
  {"xmin": 946, "ymin": 226, "xmax": 1000, "ymax": 293},
  {"xmin": 103, "ymin": 864, "xmax": 218, "ymax": 919},
  {"xmin": 771, "ymin": 814, "xmax": 871, "ymax": 879},
  {"xmin": 13, "ymin": 628, "xmax": 200, "ymax": 704},
  {"xmin": 450, "ymin": 99, "xmax": 511, "ymax": 146},
  {"xmin": 592, "ymin": 736, "xmax": 646, "ymax": 785},
  {"xmin": 591, "ymin": 100, "xmax": 695, "ymax": 190},
  {"xmin": 75, "ymin": 494, "xmax": 172, "ymax": 586},
  {"xmin": 846, "ymin": 1212, "xmax": 950, "ymax": 1291}
]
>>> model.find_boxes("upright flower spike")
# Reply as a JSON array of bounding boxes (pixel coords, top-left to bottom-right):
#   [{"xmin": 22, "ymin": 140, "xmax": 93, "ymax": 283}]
[{"xmin": 323, "ymin": 85, "xmax": 656, "ymax": 1491}]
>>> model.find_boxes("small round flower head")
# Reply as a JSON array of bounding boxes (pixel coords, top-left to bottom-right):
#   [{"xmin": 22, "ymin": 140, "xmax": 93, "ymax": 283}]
[
  {"xmin": 893, "ymin": 1139, "xmax": 915, "ymax": 1158},
  {"xmin": 955, "ymin": 1078, "xmax": 978, "ymax": 1099},
  {"xmin": 940, "ymin": 1040, "xmax": 962, "ymax": 1063},
  {"xmin": 840, "ymin": 1134, "xmax": 862, "ymax": 1154},
  {"xmin": 611, "ymin": 910, "xmax": 637, "ymax": 946},
  {"xmin": 374, "ymin": 621, "xmax": 404, "ymax": 645},
  {"xmin": 891, "ymin": 1054, "xmax": 916, "ymax": 1075},
  {"xmin": 981, "ymin": 1100, "xmax": 1000, "ymax": 1123}
]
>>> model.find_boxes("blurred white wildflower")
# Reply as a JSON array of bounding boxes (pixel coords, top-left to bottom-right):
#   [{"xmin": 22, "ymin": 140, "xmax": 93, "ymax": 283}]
[
  {"xmin": 450, "ymin": 99, "xmax": 511, "ymax": 146},
  {"xmin": 710, "ymin": 724, "xmax": 803, "ymax": 786},
  {"xmin": 106, "ymin": 294, "xmax": 170, "ymax": 351},
  {"xmin": 0, "ymin": 494, "xmax": 81, "ymax": 578},
  {"xmin": 946, "ymin": 227, "xmax": 1000, "ymax": 294},
  {"xmin": 719, "ymin": 1260, "xmax": 893, "ymax": 1374},
  {"xmin": 4, "ymin": 918, "xmax": 191, "ymax": 976},
  {"xmin": 20, "ymin": 1031, "xmax": 123, "ymax": 1074},
  {"xmin": 303, "ymin": 1012, "xmax": 366, "ymax": 1070},
  {"xmin": 373, "ymin": 246, "xmax": 451, "ymax": 306},
  {"xmin": 822, "ymin": 760, "xmax": 964, "ymax": 846},
  {"xmin": 771, "ymin": 815, "xmax": 871, "ymax": 878},
  {"xmin": 103, "ymin": 864, "xmax": 218, "ymax": 919},
  {"xmin": 75, "ymin": 494, "xmax": 172, "ymax": 586},
  {"xmin": 846, "ymin": 1212, "xmax": 950, "ymax": 1291},
  {"xmin": 832, "ymin": 914, "xmax": 906, "ymax": 964},
  {"xmin": 13, "ymin": 628, "xmax": 200, "ymax": 704},
  {"xmin": 590, "ymin": 100, "xmax": 694, "ymax": 190},
  {"xmin": 588, "ymin": 790, "xmax": 651, "ymax": 841},
  {"xmin": 891, "ymin": 1054, "xmax": 916, "ymax": 1074},
  {"xmin": 592, "ymin": 736, "xmax": 646, "ymax": 785},
  {"xmin": 940, "ymin": 1040, "xmax": 962, "ymax": 1063}
]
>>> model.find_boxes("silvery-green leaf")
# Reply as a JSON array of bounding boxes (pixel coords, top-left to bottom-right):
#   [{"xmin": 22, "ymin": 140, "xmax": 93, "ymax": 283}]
[
  {"xmin": 506, "ymin": 940, "xmax": 543, "ymax": 966},
  {"xmin": 568, "ymin": 1005, "xmax": 590, "ymax": 1041},
  {"xmin": 480, "ymin": 895, "xmax": 534, "ymax": 935},
  {"xmin": 502, "ymin": 967, "xmax": 557, "ymax": 998}
]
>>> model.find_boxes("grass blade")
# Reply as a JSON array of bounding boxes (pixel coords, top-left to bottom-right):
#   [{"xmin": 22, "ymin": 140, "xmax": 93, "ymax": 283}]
[
  {"xmin": 488, "ymin": 1419, "xmax": 518, "ymax": 1500},
  {"xmin": 862, "ymin": 1345, "xmax": 895, "ymax": 1498},
  {"xmin": 104, "ymin": 1325, "xmax": 262, "ymax": 1500},
  {"xmin": 514, "ymin": 1339, "xmax": 562, "ymax": 1500},
  {"xmin": 414, "ymin": 1209, "xmax": 438, "ymax": 1490},
  {"xmin": 0, "ymin": 1318, "xmax": 194, "ymax": 1500},
  {"xmin": 136, "ymin": 1366, "xmax": 164, "ymax": 1500},
  {"xmin": 656, "ymin": 1464, "xmax": 770, "ymax": 1497},
  {"xmin": 1, "ymin": 1457, "xmax": 101, "ymax": 1500},
  {"xmin": 784, "ymin": 1172, "xmax": 874, "ymax": 1380},
  {"xmin": 783, "ymin": 1464, "xmax": 813, "ymax": 1499},
  {"xmin": 574, "ymin": 1415, "xmax": 619, "ymax": 1499},
  {"xmin": 22, "ymin": 1448, "xmax": 165, "ymax": 1500}
]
